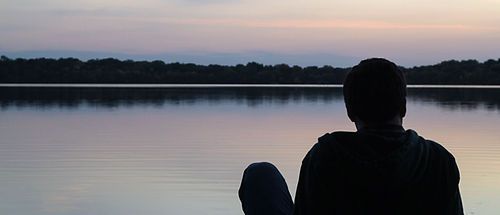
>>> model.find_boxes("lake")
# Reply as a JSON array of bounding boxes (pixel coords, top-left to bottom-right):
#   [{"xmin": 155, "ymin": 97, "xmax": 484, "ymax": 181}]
[{"xmin": 1, "ymin": 85, "xmax": 500, "ymax": 215}]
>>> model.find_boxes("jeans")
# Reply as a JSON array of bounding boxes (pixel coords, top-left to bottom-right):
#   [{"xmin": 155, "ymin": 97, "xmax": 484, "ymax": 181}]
[{"xmin": 238, "ymin": 162, "xmax": 294, "ymax": 215}]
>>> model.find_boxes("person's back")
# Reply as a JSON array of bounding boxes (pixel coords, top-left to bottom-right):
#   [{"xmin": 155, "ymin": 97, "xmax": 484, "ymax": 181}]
[
  {"xmin": 239, "ymin": 58, "xmax": 463, "ymax": 215},
  {"xmin": 294, "ymin": 128, "xmax": 462, "ymax": 214}
]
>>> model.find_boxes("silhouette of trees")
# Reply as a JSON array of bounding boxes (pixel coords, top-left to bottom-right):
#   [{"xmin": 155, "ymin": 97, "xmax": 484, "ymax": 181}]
[
  {"xmin": 1, "ymin": 56, "xmax": 500, "ymax": 84},
  {"xmin": 404, "ymin": 59, "xmax": 500, "ymax": 84}
]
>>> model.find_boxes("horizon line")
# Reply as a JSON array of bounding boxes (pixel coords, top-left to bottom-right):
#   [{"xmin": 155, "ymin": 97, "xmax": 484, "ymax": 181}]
[{"xmin": 1, "ymin": 54, "xmax": 498, "ymax": 69}]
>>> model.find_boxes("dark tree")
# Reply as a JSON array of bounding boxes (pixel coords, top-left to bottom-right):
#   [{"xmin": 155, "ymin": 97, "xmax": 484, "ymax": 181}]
[{"xmin": 0, "ymin": 56, "xmax": 499, "ymax": 84}]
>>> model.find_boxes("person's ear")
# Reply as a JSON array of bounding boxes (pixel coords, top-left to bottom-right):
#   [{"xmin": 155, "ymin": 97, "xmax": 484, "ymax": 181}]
[
  {"xmin": 400, "ymin": 99, "xmax": 407, "ymax": 118},
  {"xmin": 346, "ymin": 106, "xmax": 356, "ymax": 122}
]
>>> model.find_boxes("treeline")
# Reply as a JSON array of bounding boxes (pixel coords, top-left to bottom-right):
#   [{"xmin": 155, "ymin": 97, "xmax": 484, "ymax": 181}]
[{"xmin": 1, "ymin": 56, "xmax": 500, "ymax": 84}]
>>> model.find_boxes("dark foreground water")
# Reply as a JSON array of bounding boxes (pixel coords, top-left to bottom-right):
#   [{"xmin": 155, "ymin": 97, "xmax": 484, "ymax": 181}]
[{"xmin": 1, "ymin": 86, "xmax": 500, "ymax": 215}]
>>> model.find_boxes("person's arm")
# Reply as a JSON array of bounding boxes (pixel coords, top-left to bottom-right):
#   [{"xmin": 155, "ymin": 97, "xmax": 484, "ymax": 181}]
[
  {"xmin": 451, "ymin": 187, "xmax": 463, "ymax": 215},
  {"xmin": 447, "ymin": 157, "xmax": 464, "ymax": 215},
  {"xmin": 293, "ymin": 141, "xmax": 334, "ymax": 215},
  {"xmin": 293, "ymin": 151, "xmax": 312, "ymax": 215},
  {"xmin": 295, "ymin": 132, "xmax": 346, "ymax": 215}
]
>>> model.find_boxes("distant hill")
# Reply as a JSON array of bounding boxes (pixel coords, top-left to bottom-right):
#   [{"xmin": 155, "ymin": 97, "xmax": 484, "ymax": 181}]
[{"xmin": 1, "ymin": 56, "xmax": 499, "ymax": 85}]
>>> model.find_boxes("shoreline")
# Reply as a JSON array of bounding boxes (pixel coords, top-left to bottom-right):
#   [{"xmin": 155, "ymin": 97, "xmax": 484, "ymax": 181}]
[{"xmin": 1, "ymin": 83, "xmax": 500, "ymax": 89}]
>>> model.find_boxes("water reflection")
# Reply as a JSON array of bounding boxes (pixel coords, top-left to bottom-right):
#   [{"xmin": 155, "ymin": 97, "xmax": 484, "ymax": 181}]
[
  {"xmin": 1, "ymin": 87, "xmax": 500, "ymax": 111},
  {"xmin": 1, "ymin": 87, "xmax": 499, "ymax": 214},
  {"xmin": 408, "ymin": 88, "xmax": 500, "ymax": 111}
]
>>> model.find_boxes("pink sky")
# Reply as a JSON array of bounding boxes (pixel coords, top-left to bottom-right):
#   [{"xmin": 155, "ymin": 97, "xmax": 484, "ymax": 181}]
[{"xmin": 1, "ymin": 0, "xmax": 500, "ymax": 66}]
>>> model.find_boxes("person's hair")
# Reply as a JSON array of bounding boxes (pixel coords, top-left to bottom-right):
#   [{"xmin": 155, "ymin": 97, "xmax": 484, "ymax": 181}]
[{"xmin": 343, "ymin": 58, "xmax": 407, "ymax": 123}]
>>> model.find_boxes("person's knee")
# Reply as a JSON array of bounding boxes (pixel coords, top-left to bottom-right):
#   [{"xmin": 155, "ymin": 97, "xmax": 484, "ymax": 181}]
[
  {"xmin": 240, "ymin": 162, "xmax": 278, "ymax": 200},
  {"xmin": 242, "ymin": 162, "xmax": 284, "ymax": 187},
  {"xmin": 239, "ymin": 162, "xmax": 294, "ymax": 215},
  {"xmin": 244, "ymin": 162, "xmax": 278, "ymax": 177}
]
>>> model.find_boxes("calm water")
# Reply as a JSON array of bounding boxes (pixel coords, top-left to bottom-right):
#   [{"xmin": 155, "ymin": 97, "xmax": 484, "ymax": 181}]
[{"xmin": 1, "ymin": 86, "xmax": 500, "ymax": 215}]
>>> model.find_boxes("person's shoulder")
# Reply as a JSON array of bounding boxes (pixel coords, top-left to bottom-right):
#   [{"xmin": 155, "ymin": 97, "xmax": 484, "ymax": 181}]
[
  {"xmin": 314, "ymin": 131, "xmax": 355, "ymax": 149},
  {"xmin": 318, "ymin": 131, "xmax": 355, "ymax": 142},
  {"xmin": 305, "ymin": 131, "xmax": 356, "ymax": 160},
  {"xmin": 411, "ymin": 130, "xmax": 461, "ymax": 183},
  {"xmin": 414, "ymin": 131, "xmax": 455, "ymax": 157},
  {"xmin": 410, "ymin": 130, "xmax": 458, "ymax": 165}
]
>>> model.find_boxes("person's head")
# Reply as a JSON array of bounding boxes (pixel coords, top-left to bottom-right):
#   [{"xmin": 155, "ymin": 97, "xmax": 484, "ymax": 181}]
[{"xmin": 343, "ymin": 58, "xmax": 407, "ymax": 127}]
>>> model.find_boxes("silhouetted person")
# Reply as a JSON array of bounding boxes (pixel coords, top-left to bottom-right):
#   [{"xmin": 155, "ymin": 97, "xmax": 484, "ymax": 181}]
[{"xmin": 239, "ymin": 58, "xmax": 463, "ymax": 215}]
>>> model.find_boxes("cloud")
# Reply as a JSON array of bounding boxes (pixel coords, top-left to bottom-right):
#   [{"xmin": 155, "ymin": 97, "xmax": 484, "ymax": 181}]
[
  {"xmin": 159, "ymin": 18, "xmax": 497, "ymax": 31},
  {"xmin": 48, "ymin": 8, "xmax": 132, "ymax": 17},
  {"xmin": 171, "ymin": 0, "xmax": 244, "ymax": 5}
]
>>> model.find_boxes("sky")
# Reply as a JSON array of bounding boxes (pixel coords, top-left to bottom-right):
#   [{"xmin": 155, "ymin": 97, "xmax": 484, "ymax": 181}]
[{"xmin": 1, "ymin": 0, "xmax": 500, "ymax": 67}]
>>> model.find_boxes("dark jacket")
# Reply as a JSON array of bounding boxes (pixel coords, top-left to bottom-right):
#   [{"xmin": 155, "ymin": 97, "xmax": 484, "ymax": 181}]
[{"xmin": 294, "ymin": 128, "xmax": 463, "ymax": 215}]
